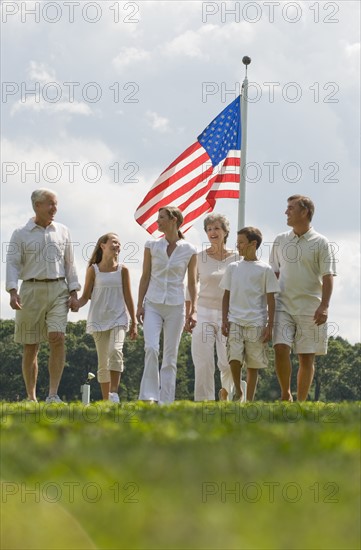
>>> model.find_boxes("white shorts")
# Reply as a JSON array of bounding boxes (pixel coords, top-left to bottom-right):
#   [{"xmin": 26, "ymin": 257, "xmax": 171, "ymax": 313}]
[
  {"xmin": 273, "ymin": 310, "xmax": 328, "ymax": 355},
  {"xmin": 227, "ymin": 323, "xmax": 269, "ymax": 369}
]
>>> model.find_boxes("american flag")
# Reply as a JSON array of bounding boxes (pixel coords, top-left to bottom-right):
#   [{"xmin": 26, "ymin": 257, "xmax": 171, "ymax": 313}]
[{"xmin": 135, "ymin": 96, "xmax": 241, "ymax": 236}]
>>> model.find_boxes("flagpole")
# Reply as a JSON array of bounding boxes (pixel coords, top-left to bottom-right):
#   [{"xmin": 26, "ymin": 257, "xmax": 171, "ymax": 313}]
[{"xmin": 238, "ymin": 56, "xmax": 251, "ymax": 230}]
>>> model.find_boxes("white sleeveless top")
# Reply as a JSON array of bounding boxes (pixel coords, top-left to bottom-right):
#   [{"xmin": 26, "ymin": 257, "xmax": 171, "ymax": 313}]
[{"xmin": 86, "ymin": 264, "xmax": 128, "ymax": 333}]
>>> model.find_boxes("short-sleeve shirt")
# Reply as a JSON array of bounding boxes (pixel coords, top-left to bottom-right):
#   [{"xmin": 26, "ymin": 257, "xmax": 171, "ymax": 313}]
[
  {"xmin": 145, "ymin": 238, "xmax": 197, "ymax": 306},
  {"xmin": 269, "ymin": 228, "xmax": 337, "ymax": 315},
  {"xmin": 220, "ymin": 259, "xmax": 280, "ymax": 326},
  {"xmin": 190, "ymin": 250, "xmax": 239, "ymax": 311}
]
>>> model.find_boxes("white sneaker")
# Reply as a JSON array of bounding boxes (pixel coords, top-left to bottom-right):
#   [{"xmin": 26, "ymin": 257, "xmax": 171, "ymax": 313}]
[
  {"xmin": 108, "ymin": 392, "xmax": 120, "ymax": 403},
  {"xmin": 45, "ymin": 395, "xmax": 64, "ymax": 404}
]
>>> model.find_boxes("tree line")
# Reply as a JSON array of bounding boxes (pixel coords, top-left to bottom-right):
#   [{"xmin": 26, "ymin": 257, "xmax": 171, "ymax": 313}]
[{"xmin": 0, "ymin": 319, "xmax": 359, "ymax": 402}]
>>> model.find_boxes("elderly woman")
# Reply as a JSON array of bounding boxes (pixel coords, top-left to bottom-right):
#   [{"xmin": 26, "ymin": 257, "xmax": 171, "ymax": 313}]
[{"xmin": 186, "ymin": 213, "xmax": 239, "ymax": 401}]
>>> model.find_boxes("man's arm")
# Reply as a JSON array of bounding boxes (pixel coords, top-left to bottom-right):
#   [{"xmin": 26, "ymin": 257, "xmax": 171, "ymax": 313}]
[
  {"xmin": 6, "ymin": 231, "xmax": 22, "ymax": 309},
  {"xmin": 314, "ymin": 274, "xmax": 334, "ymax": 325},
  {"xmin": 63, "ymin": 228, "xmax": 81, "ymax": 293}
]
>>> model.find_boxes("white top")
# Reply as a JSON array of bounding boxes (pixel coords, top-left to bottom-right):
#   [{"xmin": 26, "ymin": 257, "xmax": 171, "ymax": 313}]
[
  {"xmin": 220, "ymin": 259, "xmax": 280, "ymax": 326},
  {"xmin": 87, "ymin": 264, "xmax": 128, "ymax": 333},
  {"xmin": 193, "ymin": 249, "xmax": 239, "ymax": 311},
  {"xmin": 145, "ymin": 238, "xmax": 197, "ymax": 306},
  {"xmin": 6, "ymin": 218, "xmax": 80, "ymax": 292},
  {"xmin": 269, "ymin": 228, "xmax": 337, "ymax": 315}
]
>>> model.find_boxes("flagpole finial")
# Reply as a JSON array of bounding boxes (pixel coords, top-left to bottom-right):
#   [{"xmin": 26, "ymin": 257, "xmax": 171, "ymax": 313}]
[{"xmin": 242, "ymin": 56, "xmax": 251, "ymax": 77}]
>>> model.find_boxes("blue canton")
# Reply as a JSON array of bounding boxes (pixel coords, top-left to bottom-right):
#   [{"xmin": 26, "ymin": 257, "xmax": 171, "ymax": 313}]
[{"xmin": 198, "ymin": 96, "xmax": 241, "ymax": 166}]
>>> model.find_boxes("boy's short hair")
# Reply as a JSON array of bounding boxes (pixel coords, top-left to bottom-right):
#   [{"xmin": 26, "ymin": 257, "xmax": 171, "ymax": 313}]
[{"xmin": 237, "ymin": 227, "xmax": 263, "ymax": 250}]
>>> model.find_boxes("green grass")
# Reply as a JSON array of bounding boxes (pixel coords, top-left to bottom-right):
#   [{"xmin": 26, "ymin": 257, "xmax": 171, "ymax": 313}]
[{"xmin": 1, "ymin": 401, "xmax": 360, "ymax": 550}]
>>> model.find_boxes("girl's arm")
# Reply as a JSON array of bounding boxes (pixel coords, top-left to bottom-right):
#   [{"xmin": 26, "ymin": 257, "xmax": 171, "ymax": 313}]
[
  {"xmin": 122, "ymin": 266, "xmax": 138, "ymax": 340},
  {"xmin": 77, "ymin": 266, "xmax": 95, "ymax": 309},
  {"xmin": 136, "ymin": 248, "xmax": 152, "ymax": 324}
]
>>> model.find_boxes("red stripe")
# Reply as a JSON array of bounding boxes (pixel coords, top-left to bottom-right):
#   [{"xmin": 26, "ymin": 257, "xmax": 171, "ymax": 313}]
[
  {"xmin": 137, "ymin": 147, "xmax": 208, "ymax": 210},
  {"xmin": 207, "ymin": 190, "xmax": 239, "ymax": 200},
  {"xmin": 136, "ymin": 164, "xmax": 214, "ymax": 226},
  {"xmin": 163, "ymin": 142, "xmax": 202, "ymax": 172},
  {"xmin": 213, "ymin": 173, "xmax": 240, "ymax": 183}
]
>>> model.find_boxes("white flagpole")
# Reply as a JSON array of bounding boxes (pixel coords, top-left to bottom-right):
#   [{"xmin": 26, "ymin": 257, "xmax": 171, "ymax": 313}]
[{"xmin": 238, "ymin": 56, "xmax": 251, "ymax": 230}]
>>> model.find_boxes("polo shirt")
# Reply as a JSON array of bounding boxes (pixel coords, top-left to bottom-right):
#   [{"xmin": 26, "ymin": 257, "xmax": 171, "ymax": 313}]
[{"xmin": 269, "ymin": 228, "xmax": 337, "ymax": 316}]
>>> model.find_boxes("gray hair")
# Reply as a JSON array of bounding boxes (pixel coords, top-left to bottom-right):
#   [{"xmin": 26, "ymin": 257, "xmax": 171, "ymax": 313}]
[
  {"xmin": 203, "ymin": 213, "xmax": 230, "ymax": 244},
  {"xmin": 31, "ymin": 188, "xmax": 57, "ymax": 211}
]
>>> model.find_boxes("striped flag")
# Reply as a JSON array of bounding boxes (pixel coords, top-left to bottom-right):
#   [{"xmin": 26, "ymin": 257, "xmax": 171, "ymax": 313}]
[{"xmin": 135, "ymin": 96, "xmax": 241, "ymax": 236}]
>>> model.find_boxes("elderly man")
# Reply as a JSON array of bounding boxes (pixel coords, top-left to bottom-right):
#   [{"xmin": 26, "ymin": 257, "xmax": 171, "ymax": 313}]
[
  {"xmin": 6, "ymin": 188, "xmax": 80, "ymax": 403},
  {"xmin": 270, "ymin": 195, "xmax": 337, "ymax": 401}
]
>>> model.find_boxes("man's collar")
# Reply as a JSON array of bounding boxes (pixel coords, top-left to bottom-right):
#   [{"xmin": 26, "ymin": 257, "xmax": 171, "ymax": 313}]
[
  {"xmin": 28, "ymin": 217, "xmax": 55, "ymax": 230},
  {"xmin": 289, "ymin": 227, "xmax": 315, "ymax": 241}
]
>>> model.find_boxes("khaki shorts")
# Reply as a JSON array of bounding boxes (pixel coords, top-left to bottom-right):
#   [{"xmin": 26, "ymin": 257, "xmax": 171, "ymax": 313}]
[
  {"xmin": 227, "ymin": 322, "xmax": 269, "ymax": 369},
  {"xmin": 273, "ymin": 310, "xmax": 328, "ymax": 355},
  {"xmin": 14, "ymin": 280, "xmax": 69, "ymax": 344}
]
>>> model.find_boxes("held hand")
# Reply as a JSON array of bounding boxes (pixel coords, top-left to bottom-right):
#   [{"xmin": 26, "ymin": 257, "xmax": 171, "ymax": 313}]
[
  {"xmin": 10, "ymin": 292, "xmax": 22, "ymax": 310},
  {"xmin": 129, "ymin": 322, "xmax": 138, "ymax": 340},
  {"xmin": 136, "ymin": 306, "xmax": 145, "ymax": 325},
  {"xmin": 186, "ymin": 313, "xmax": 197, "ymax": 333},
  {"xmin": 314, "ymin": 305, "xmax": 328, "ymax": 326},
  {"xmin": 68, "ymin": 295, "xmax": 79, "ymax": 312},
  {"xmin": 261, "ymin": 325, "xmax": 272, "ymax": 343},
  {"xmin": 221, "ymin": 320, "xmax": 229, "ymax": 338}
]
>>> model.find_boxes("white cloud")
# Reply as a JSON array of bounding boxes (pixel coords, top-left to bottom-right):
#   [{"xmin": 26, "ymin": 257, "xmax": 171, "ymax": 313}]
[
  {"xmin": 10, "ymin": 98, "xmax": 93, "ymax": 116},
  {"xmin": 146, "ymin": 110, "xmax": 170, "ymax": 133},
  {"xmin": 28, "ymin": 61, "xmax": 56, "ymax": 83},
  {"xmin": 112, "ymin": 46, "xmax": 151, "ymax": 72}
]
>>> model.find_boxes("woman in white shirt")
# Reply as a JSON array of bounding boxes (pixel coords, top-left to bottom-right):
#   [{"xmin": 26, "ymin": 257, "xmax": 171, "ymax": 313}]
[
  {"xmin": 137, "ymin": 207, "xmax": 197, "ymax": 404},
  {"xmin": 187, "ymin": 214, "xmax": 238, "ymax": 401}
]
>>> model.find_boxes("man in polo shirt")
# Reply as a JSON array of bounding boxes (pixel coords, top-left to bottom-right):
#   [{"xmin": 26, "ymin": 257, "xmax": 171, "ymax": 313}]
[
  {"xmin": 6, "ymin": 188, "xmax": 81, "ymax": 403},
  {"xmin": 270, "ymin": 195, "xmax": 337, "ymax": 401}
]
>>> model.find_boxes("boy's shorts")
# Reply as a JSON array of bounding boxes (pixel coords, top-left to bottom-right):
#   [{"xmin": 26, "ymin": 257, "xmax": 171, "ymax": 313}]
[
  {"xmin": 273, "ymin": 310, "xmax": 328, "ymax": 355},
  {"xmin": 227, "ymin": 322, "xmax": 269, "ymax": 369},
  {"xmin": 14, "ymin": 280, "xmax": 69, "ymax": 344}
]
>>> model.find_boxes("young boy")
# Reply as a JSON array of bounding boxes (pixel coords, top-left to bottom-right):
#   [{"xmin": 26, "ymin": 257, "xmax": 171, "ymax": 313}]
[{"xmin": 220, "ymin": 227, "xmax": 280, "ymax": 401}]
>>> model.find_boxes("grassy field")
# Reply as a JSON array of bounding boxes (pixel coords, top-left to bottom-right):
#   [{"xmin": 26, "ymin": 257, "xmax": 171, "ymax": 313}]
[{"xmin": 1, "ymin": 401, "xmax": 360, "ymax": 550}]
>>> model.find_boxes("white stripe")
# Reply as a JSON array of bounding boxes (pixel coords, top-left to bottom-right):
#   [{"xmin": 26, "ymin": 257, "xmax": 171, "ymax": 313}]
[
  {"xmin": 135, "ymin": 153, "xmax": 213, "ymax": 219},
  {"xmin": 156, "ymin": 143, "xmax": 205, "ymax": 184}
]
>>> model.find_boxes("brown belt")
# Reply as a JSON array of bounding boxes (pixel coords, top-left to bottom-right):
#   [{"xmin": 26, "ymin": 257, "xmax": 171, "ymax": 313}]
[{"xmin": 24, "ymin": 278, "xmax": 66, "ymax": 283}]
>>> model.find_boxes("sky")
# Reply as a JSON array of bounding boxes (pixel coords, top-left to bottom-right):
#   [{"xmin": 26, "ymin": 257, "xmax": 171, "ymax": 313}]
[{"xmin": 1, "ymin": 0, "xmax": 360, "ymax": 343}]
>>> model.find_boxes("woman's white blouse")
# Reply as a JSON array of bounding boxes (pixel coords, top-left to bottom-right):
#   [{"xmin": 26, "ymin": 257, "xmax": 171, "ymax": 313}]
[{"xmin": 145, "ymin": 239, "xmax": 197, "ymax": 306}]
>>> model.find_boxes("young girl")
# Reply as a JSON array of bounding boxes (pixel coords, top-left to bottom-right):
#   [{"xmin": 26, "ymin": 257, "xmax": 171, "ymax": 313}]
[{"xmin": 77, "ymin": 233, "xmax": 137, "ymax": 402}]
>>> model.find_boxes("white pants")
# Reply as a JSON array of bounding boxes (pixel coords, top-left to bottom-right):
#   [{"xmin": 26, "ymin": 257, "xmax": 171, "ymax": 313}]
[
  {"xmin": 192, "ymin": 305, "xmax": 234, "ymax": 401},
  {"xmin": 139, "ymin": 301, "xmax": 185, "ymax": 404},
  {"xmin": 92, "ymin": 326, "xmax": 126, "ymax": 383}
]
